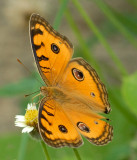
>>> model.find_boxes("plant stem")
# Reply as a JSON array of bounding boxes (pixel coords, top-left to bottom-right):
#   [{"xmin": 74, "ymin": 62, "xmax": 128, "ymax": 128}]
[
  {"xmin": 73, "ymin": 148, "xmax": 82, "ymax": 160},
  {"xmin": 41, "ymin": 141, "xmax": 51, "ymax": 160},
  {"xmin": 53, "ymin": 0, "xmax": 69, "ymax": 30},
  {"xmin": 18, "ymin": 134, "xmax": 29, "ymax": 160},
  {"xmin": 71, "ymin": 0, "xmax": 128, "ymax": 77}
]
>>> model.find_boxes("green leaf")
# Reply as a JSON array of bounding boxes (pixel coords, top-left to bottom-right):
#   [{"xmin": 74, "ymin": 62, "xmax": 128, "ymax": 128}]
[
  {"xmin": 0, "ymin": 77, "xmax": 41, "ymax": 96},
  {"xmin": 0, "ymin": 134, "xmax": 45, "ymax": 160},
  {"xmin": 122, "ymin": 71, "xmax": 137, "ymax": 116}
]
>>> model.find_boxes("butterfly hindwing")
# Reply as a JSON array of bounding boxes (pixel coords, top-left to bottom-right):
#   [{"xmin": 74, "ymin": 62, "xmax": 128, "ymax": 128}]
[
  {"xmin": 63, "ymin": 105, "xmax": 113, "ymax": 145},
  {"xmin": 38, "ymin": 97, "xmax": 83, "ymax": 148},
  {"xmin": 59, "ymin": 58, "xmax": 111, "ymax": 114}
]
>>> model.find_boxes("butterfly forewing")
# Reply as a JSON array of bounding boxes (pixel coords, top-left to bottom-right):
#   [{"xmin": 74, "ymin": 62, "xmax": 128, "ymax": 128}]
[{"xmin": 30, "ymin": 14, "xmax": 73, "ymax": 86}]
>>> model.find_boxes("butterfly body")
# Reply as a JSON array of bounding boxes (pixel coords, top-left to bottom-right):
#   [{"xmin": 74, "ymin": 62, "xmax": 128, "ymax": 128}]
[
  {"xmin": 40, "ymin": 86, "xmax": 70, "ymax": 103},
  {"xmin": 30, "ymin": 14, "xmax": 113, "ymax": 148}
]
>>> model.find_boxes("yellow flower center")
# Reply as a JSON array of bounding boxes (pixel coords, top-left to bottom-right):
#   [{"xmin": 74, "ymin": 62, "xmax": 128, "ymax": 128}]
[{"xmin": 25, "ymin": 109, "xmax": 38, "ymax": 127}]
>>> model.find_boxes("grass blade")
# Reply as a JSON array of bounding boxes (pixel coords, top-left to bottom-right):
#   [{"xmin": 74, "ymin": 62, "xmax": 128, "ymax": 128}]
[
  {"xmin": 53, "ymin": 0, "xmax": 69, "ymax": 30},
  {"xmin": 93, "ymin": 0, "xmax": 137, "ymax": 49},
  {"xmin": 41, "ymin": 141, "xmax": 51, "ymax": 160},
  {"xmin": 71, "ymin": 0, "xmax": 128, "ymax": 77},
  {"xmin": 65, "ymin": 9, "xmax": 105, "ymax": 79},
  {"xmin": 110, "ymin": 9, "xmax": 137, "ymax": 35},
  {"xmin": 126, "ymin": 0, "xmax": 137, "ymax": 9},
  {"xmin": 73, "ymin": 148, "xmax": 82, "ymax": 160}
]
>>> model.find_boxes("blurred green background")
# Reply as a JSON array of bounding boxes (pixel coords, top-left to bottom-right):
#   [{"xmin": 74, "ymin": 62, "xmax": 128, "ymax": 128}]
[{"xmin": 0, "ymin": 0, "xmax": 137, "ymax": 159}]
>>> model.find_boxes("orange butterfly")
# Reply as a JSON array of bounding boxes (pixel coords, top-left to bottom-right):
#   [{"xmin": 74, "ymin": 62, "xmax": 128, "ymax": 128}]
[{"xmin": 29, "ymin": 14, "xmax": 113, "ymax": 148}]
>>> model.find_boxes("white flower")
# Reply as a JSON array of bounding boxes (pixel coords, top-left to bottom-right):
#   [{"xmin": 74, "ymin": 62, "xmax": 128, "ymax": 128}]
[
  {"xmin": 15, "ymin": 103, "xmax": 38, "ymax": 133},
  {"xmin": 27, "ymin": 103, "xmax": 37, "ymax": 110}
]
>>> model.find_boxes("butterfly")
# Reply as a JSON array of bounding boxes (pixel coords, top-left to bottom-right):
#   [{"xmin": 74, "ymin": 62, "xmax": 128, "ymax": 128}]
[{"xmin": 29, "ymin": 13, "xmax": 113, "ymax": 148}]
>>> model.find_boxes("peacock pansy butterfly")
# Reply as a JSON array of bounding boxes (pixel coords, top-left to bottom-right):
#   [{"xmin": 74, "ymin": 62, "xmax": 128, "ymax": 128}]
[{"xmin": 29, "ymin": 13, "xmax": 113, "ymax": 148}]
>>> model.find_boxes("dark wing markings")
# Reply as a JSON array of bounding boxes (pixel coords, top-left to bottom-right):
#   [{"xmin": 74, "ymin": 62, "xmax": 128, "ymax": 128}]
[
  {"xmin": 43, "ymin": 107, "xmax": 54, "ymax": 116},
  {"xmin": 37, "ymin": 55, "xmax": 49, "ymax": 61},
  {"xmin": 41, "ymin": 114, "xmax": 52, "ymax": 125},
  {"xmin": 31, "ymin": 28, "xmax": 43, "ymax": 37},
  {"xmin": 40, "ymin": 66, "xmax": 50, "ymax": 69}
]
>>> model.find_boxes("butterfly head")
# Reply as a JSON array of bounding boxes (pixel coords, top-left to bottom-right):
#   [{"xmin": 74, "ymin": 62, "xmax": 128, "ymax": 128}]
[{"xmin": 40, "ymin": 86, "xmax": 50, "ymax": 96}]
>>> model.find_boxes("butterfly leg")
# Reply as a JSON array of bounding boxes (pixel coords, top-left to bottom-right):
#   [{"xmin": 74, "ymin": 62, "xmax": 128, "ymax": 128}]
[{"xmin": 32, "ymin": 93, "xmax": 41, "ymax": 103}]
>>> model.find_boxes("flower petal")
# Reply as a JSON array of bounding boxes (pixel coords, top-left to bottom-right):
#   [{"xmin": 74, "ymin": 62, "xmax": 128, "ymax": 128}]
[
  {"xmin": 15, "ymin": 121, "xmax": 27, "ymax": 127},
  {"xmin": 27, "ymin": 103, "xmax": 31, "ymax": 110},
  {"xmin": 15, "ymin": 115, "xmax": 25, "ymax": 122},
  {"xmin": 32, "ymin": 103, "xmax": 37, "ymax": 110},
  {"xmin": 22, "ymin": 126, "xmax": 34, "ymax": 133},
  {"xmin": 27, "ymin": 103, "xmax": 37, "ymax": 110}
]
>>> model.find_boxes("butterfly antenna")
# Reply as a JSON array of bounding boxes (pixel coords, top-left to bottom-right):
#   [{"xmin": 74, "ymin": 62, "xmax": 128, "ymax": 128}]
[
  {"xmin": 24, "ymin": 90, "xmax": 40, "ymax": 97},
  {"xmin": 17, "ymin": 58, "xmax": 44, "ymax": 86}
]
